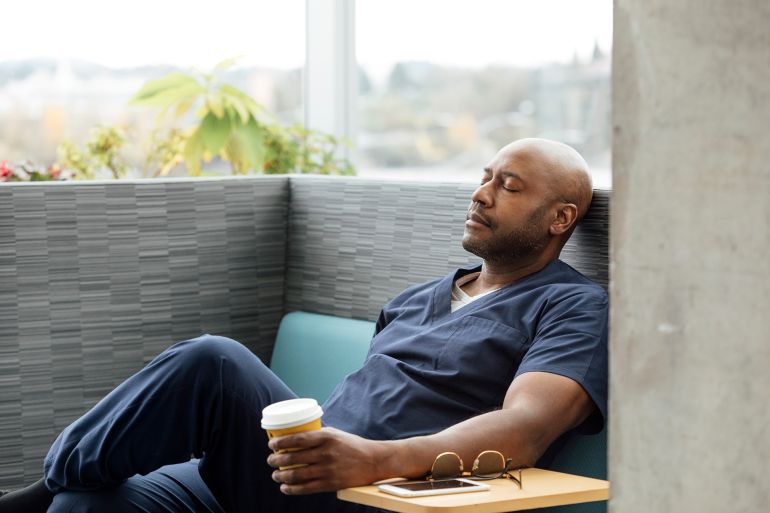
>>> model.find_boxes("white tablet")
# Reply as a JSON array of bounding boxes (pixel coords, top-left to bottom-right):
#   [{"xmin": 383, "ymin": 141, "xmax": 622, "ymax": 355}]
[{"xmin": 378, "ymin": 478, "xmax": 490, "ymax": 497}]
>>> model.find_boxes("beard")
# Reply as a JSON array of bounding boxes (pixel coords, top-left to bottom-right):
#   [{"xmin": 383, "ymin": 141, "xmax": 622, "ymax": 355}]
[{"xmin": 462, "ymin": 204, "xmax": 551, "ymax": 264}]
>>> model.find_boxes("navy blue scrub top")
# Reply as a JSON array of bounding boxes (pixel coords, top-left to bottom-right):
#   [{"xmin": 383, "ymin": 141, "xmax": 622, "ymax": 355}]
[{"xmin": 322, "ymin": 259, "xmax": 608, "ymax": 440}]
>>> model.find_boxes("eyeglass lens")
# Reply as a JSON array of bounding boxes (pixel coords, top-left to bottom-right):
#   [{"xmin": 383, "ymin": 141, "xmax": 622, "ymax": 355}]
[
  {"xmin": 430, "ymin": 452, "xmax": 464, "ymax": 480},
  {"xmin": 472, "ymin": 450, "xmax": 507, "ymax": 478}
]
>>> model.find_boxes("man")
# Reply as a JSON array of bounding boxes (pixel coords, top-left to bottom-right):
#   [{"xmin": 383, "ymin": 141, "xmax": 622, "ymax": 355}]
[{"xmin": 0, "ymin": 138, "xmax": 607, "ymax": 513}]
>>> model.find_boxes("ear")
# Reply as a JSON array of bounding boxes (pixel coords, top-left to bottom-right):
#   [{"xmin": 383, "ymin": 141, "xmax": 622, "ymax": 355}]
[{"xmin": 549, "ymin": 203, "xmax": 578, "ymax": 235}]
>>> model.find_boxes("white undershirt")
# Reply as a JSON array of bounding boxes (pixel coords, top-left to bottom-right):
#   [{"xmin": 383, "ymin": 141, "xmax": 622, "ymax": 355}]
[{"xmin": 450, "ymin": 272, "xmax": 502, "ymax": 312}]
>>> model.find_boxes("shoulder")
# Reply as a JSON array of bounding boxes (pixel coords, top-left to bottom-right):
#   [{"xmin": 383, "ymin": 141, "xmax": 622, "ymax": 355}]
[
  {"xmin": 536, "ymin": 260, "xmax": 607, "ymax": 306},
  {"xmin": 501, "ymin": 260, "xmax": 608, "ymax": 339}
]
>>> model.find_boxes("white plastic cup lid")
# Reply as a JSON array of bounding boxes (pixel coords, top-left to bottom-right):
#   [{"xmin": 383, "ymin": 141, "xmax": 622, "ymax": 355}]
[{"xmin": 261, "ymin": 398, "xmax": 324, "ymax": 430}]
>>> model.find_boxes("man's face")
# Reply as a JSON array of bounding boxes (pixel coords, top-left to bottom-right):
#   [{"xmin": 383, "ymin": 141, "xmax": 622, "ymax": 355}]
[{"xmin": 461, "ymin": 147, "xmax": 557, "ymax": 264}]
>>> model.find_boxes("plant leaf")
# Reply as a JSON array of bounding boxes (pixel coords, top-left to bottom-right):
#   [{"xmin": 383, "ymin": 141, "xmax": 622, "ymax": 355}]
[
  {"xmin": 232, "ymin": 118, "xmax": 266, "ymax": 172},
  {"xmin": 206, "ymin": 93, "xmax": 225, "ymax": 118},
  {"xmin": 130, "ymin": 73, "xmax": 203, "ymax": 104},
  {"xmin": 199, "ymin": 113, "xmax": 232, "ymax": 155},
  {"xmin": 220, "ymin": 84, "xmax": 263, "ymax": 118},
  {"xmin": 220, "ymin": 86, "xmax": 251, "ymax": 123},
  {"xmin": 183, "ymin": 129, "xmax": 205, "ymax": 176},
  {"xmin": 173, "ymin": 97, "xmax": 197, "ymax": 120},
  {"xmin": 213, "ymin": 56, "xmax": 241, "ymax": 72},
  {"xmin": 131, "ymin": 82, "xmax": 207, "ymax": 111},
  {"xmin": 223, "ymin": 135, "xmax": 247, "ymax": 174},
  {"xmin": 194, "ymin": 105, "xmax": 207, "ymax": 118}
]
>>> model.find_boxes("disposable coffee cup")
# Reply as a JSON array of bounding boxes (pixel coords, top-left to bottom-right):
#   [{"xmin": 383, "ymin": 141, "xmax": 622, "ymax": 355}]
[{"xmin": 262, "ymin": 398, "xmax": 323, "ymax": 469}]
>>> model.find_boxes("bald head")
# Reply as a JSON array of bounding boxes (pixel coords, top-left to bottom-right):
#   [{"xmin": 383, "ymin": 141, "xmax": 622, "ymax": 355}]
[
  {"xmin": 496, "ymin": 138, "xmax": 593, "ymax": 220},
  {"xmin": 463, "ymin": 138, "xmax": 593, "ymax": 265}
]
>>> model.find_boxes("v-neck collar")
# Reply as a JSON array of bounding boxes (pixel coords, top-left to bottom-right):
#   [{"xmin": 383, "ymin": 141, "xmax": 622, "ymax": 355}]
[
  {"xmin": 431, "ymin": 260, "xmax": 563, "ymax": 323},
  {"xmin": 431, "ymin": 264, "xmax": 482, "ymax": 323}
]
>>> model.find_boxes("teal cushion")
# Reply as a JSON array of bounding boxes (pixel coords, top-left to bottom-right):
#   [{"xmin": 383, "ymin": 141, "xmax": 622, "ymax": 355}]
[
  {"xmin": 547, "ymin": 429, "xmax": 607, "ymax": 479},
  {"xmin": 537, "ymin": 428, "xmax": 607, "ymax": 513},
  {"xmin": 269, "ymin": 311, "xmax": 375, "ymax": 404}
]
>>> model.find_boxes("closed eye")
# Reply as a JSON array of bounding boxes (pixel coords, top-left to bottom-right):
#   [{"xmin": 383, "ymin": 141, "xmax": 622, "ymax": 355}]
[{"xmin": 479, "ymin": 171, "xmax": 520, "ymax": 192}]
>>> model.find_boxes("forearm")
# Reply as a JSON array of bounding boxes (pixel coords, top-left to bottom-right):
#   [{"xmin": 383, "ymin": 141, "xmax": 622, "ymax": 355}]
[
  {"xmin": 378, "ymin": 405, "xmax": 548, "ymax": 479},
  {"xmin": 378, "ymin": 371, "xmax": 596, "ymax": 481}
]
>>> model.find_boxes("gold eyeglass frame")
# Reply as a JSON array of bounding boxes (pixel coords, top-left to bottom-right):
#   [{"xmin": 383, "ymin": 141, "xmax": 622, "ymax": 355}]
[{"xmin": 428, "ymin": 450, "xmax": 524, "ymax": 489}]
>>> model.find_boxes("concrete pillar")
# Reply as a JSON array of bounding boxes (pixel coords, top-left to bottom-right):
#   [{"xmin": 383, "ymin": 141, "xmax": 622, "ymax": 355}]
[{"xmin": 611, "ymin": 1, "xmax": 770, "ymax": 512}]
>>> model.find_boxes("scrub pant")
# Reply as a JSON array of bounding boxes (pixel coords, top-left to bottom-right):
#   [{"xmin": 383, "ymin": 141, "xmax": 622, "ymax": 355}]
[{"xmin": 42, "ymin": 335, "xmax": 371, "ymax": 513}]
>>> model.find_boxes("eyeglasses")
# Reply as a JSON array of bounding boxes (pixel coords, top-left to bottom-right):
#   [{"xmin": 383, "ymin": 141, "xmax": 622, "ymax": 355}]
[{"xmin": 428, "ymin": 451, "xmax": 524, "ymax": 489}]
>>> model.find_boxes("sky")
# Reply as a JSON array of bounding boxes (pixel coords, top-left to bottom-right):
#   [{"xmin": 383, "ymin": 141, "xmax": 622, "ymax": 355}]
[{"xmin": 2, "ymin": 0, "xmax": 612, "ymax": 71}]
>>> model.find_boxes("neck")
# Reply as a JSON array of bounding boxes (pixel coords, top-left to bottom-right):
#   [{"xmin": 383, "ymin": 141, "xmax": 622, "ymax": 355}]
[{"xmin": 463, "ymin": 254, "xmax": 556, "ymax": 296}]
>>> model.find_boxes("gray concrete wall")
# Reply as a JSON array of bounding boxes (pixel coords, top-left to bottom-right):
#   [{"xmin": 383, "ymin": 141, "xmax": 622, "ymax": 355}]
[{"xmin": 611, "ymin": 1, "xmax": 770, "ymax": 512}]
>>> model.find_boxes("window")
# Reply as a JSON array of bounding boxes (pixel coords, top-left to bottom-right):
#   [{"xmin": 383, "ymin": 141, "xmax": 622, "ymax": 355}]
[
  {"xmin": 3, "ymin": 1, "xmax": 612, "ymax": 185},
  {"xmin": 355, "ymin": 0, "xmax": 612, "ymax": 187},
  {"xmin": 0, "ymin": 0, "xmax": 305, "ymax": 175}
]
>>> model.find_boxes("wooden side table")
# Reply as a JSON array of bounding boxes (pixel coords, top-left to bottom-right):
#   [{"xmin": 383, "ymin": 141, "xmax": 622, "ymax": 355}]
[{"xmin": 337, "ymin": 468, "xmax": 609, "ymax": 513}]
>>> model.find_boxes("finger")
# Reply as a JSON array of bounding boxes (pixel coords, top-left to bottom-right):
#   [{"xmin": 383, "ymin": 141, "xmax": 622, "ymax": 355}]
[
  {"xmin": 272, "ymin": 463, "xmax": 328, "ymax": 485},
  {"xmin": 267, "ymin": 447, "xmax": 325, "ymax": 468},
  {"xmin": 268, "ymin": 430, "xmax": 326, "ymax": 452},
  {"xmin": 279, "ymin": 479, "xmax": 333, "ymax": 495}
]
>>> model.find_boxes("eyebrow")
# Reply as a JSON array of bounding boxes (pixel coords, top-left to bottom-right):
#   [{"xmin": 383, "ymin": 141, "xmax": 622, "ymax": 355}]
[{"xmin": 484, "ymin": 167, "xmax": 525, "ymax": 182}]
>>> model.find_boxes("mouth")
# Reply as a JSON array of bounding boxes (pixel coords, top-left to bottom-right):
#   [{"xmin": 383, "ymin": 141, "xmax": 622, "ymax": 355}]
[{"xmin": 466, "ymin": 211, "xmax": 491, "ymax": 229}]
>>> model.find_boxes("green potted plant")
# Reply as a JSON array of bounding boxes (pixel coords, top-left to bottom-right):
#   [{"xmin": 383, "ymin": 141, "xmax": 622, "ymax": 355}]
[{"xmin": 130, "ymin": 60, "xmax": 354, "ymax": 176}]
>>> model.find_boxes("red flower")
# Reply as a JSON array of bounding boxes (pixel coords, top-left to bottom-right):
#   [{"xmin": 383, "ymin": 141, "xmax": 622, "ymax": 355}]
[{"xmin": 0, "ymin": 160, "xmax": 13, "ymax": 180}]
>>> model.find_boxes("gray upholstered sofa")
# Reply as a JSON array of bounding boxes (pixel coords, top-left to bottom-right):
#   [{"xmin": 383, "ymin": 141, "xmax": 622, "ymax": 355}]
[{"xmin": 0, "ymin": 176, "xmax": 609, "ymax": 498}]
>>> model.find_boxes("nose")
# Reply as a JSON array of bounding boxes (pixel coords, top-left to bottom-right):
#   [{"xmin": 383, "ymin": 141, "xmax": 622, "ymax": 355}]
[{"xmin": 470, "ymin": 180, "xmax": 494, "ymax": 207}]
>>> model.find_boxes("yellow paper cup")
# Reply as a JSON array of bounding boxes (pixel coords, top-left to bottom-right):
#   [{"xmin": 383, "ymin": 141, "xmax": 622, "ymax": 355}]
[{"xmin": 261, "ymin": 398, "xmax": 323, "ymax": 469}]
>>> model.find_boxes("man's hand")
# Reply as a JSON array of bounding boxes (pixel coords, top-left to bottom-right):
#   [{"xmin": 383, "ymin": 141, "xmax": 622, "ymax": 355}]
[{"xmin": 267, "ymin": 427, "xmax": 393, "ymax": 495}]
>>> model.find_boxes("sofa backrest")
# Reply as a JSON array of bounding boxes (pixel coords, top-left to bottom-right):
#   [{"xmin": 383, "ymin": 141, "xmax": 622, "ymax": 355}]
[{"xmin": 270, "ymin": 311, "xmax": 375, "ymax": 403}]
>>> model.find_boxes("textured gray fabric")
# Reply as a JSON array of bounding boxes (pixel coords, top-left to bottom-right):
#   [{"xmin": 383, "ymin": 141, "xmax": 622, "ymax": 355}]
[
  {"xmin": 561, "ymin": 188, "xmax": 610, "ymax": 288},
  {"xmin": 0, "ymin": 178, "xmax": 288, "ymax": 488},
  {"xmin": 286, "ymin": 178, "xmax": 475, "ymax": 320},
  {"xmin": 286, "ymin": 177, "xmax": 609, "ymax": 320}
]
